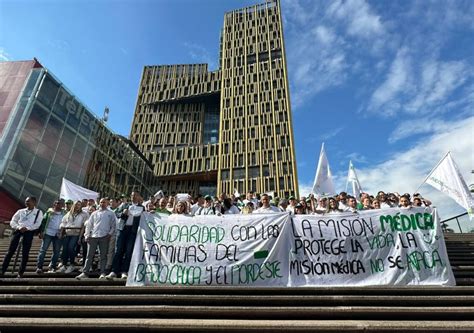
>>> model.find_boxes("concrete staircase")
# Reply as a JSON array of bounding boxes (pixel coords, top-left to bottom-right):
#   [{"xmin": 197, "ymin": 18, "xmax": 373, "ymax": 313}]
[{"xmin": 0, "ymin": 233, "xmax": 474, "ymax": 332}]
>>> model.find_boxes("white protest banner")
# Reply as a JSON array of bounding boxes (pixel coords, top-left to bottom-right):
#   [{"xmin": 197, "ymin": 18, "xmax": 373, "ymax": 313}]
[
  {"xmin": 127, "ymin": 212, "xmax": 292, "ymax": 286},
  {"xmin": 290, "ymin": 208, "xmax": 455, "ymax": 286},
  {"xmin": 128, "ymin": 208, "xmax": 455, "ymax": 287},
  {"xmin": 60, "ymin": 177, "xmax": 99, "ymax": 201}
]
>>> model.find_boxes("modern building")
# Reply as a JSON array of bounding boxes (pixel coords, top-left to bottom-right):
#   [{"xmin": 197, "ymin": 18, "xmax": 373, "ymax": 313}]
[
  {"xmin": 0, "ymin": 59, "xmax": 156, "ymax": 221},
  {"xmin": 130, "ymin": 0, "xmax": 298, "ymax": 198}
]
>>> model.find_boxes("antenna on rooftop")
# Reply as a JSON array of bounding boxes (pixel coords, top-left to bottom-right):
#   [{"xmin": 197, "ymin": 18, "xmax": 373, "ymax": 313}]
[{"xmin": 103, "ymin": 106, "xmax": 109, "ymax": 123}]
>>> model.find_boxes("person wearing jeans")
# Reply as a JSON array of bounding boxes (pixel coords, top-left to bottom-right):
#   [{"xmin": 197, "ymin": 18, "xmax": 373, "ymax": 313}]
[
  {"xmin": 59, "ymin": 200, "xmax": 89, "ymax": 274},
  {"xmin": 36, "ymin": 200, "xmax": 65, "ymax": 273},
  {"xmin": 1, "ymin": 197, "xmax": 43, "ymax": 278},
  {"xmin": 76, "ymin": 198, "xmax": 116, "ymax": 280}
]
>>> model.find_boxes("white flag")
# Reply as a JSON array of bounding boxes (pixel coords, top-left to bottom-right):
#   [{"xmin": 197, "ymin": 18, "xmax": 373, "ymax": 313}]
[
  {"xmin": 60, "ymin": 178, "xmax": 99, "ymax": 201},
  {"xmin": 346, "ymin": 160, "xmax": 362, "ymax": 200},
  {"xmin": 312, "ymin": 143, "xmax": 336, "ymax": 196},
  {"xmin": 422, "ymin": 152, "xmax": 474, "ymax": 219}
]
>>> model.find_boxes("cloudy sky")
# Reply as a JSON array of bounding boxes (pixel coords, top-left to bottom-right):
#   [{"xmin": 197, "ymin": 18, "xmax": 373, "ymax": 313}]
[{"xmin": 1, "ymin": 0, "xmax": 473, "ymax": 228}]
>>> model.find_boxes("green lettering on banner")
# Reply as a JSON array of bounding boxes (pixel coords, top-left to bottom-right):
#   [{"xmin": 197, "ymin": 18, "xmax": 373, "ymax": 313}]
[
  {"xmin": 379, "ymin": 213, "xmax": 435, "ymax": 233},
  {"xmin": 406, "ymin": 250, "xmax": 444, "ymax": 272},
  {"xmin": 370, "ymin": 258, "xmax": 384, "ymax": 273},
  {"xmin": 131, "ymin": 208, "xmax": 453, "ymax": 287}
]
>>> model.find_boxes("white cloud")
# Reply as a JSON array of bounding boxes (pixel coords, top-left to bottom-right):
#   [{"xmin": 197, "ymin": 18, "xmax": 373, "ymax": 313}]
[
  {"xmin": 368, "ymin": 47, "xmax": 411, "ymax": 115},
  {"xmin": 282, "ymin": 0, "xmax": 387, "ymax": 108},
  {"xmin": 312, "ymin": 26, "xmax": 336, "ymax": 45},
  {"xmin": 388, "ymin": 118, "xmax": 452, "ymax": 143},
  {"xmin": 405, "ymin": 60, "xmax": 470, "ymax": 114},
  {"xmin": 298, "ymin": 181, "xmax": 314, "ymax": 198},
  {"xmin": 183, "ymin": 42, "xmax": 217, "ymax": 71},
  {"xmin": 327, "ymin": 0, "xmax": 384, "ymax": 38},
  {"xmin": 346, "ymin": 152, "xmax": 368, "ymax": 165},
  {"xmin": 319, "ymin": 126, "xmax": 345, "ymax": 141},
  {"xmin": 0, "ymin": 47, "xmax": 11, "ymax": 61},
  {"xmin": 357, "ymin": 117, "xmax": 474, "ymax": 227}
]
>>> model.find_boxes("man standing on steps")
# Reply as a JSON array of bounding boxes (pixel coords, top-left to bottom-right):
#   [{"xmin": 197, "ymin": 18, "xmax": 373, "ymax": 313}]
[
  {"xmin": 107, "ymin": 192, "xmax": 144, "ymax": 280},
  {"xmin": 36, "ymin": 200, "xmax": 66, "ymax": 273},
  {"xmin": 76, "ymin": 198, "xmax": 116, "ymax": 280},
  {"xmin": 1, "ymin": 197, "xmax": 43, "ymax": 278}
]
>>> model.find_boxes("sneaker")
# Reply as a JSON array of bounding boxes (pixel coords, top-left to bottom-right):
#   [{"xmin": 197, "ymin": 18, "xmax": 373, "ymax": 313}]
[
  {"xmin": 58, "ymin": 266, "xmax": 67, "ymax": 273},
  {"xmin": 47, "ymin": 268, "xmax": 56, "ymax": 273},
  {"xmin": 75, "ymin": 272, "xmax": 88, "ymax": 280},
  {"xmin": 65, "ymin": 265, "xmax": 75, "ymax": 274},
  {"xmin": 35, "ymin": 268, "xmax": 43, "ymax": 274},
  {"xmin": 16, "ymin": 273, "xmax": 23, "ymax": 279},
  {"xmin": 105, "ymin": 272, "xmax": 117, "ymax": 280},
  {"xmin": 99, "ymin": 273, "xmax": 106, "ymax": 279},
  {"xmin": 121, "ymin": 272, "xmax": 128, "ymax": 279}
]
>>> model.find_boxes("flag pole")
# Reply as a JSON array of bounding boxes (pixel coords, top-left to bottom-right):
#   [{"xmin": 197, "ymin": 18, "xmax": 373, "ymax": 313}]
[
  {"xmin": 345, "ymin": 160, "xmax": 351, "ymax": 193},
  {"xmin": 414, "ymin": 151, "xmax": 450, "ymax": 194},
  {"xmin": 311, "ymin": 142, "xmax": 325, "ymax": 194}
]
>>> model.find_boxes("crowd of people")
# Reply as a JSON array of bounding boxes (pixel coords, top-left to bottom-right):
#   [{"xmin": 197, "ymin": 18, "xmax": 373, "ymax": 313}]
[{"xmin": 0, "ymin": 190, "xmax": 432, "ymax": 279}]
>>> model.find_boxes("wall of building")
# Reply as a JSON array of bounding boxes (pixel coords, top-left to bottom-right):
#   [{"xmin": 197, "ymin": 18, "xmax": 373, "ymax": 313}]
[
  {"xmin": 0, "ymin": 62, "xmax": 157, "ymax": 214},
  {"xmin": 218, "ymin": 1, "xmax": 298, "ymax": 198}
]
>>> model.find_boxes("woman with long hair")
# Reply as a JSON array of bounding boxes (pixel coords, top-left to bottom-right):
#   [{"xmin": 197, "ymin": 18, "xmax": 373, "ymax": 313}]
[
  {"xmin": 326, "ymin": 197, "xmax": 343, "ymax": 214},
  {"xmin": 59, "ymin": 200, "xmax": 89, "ymax": 274}
]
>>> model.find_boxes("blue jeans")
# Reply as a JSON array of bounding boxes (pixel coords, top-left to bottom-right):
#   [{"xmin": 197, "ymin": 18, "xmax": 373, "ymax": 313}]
[
  {"xmin": 61, "ymin": 235, "xmax": 79, "ymax": 266},
  {"xmin": 111, "ymin": 226, "xmax": 136, "ymax": 274},
  {"xmin": 37, "ymin": 234, "xmax": 62, "ymax": 269}
]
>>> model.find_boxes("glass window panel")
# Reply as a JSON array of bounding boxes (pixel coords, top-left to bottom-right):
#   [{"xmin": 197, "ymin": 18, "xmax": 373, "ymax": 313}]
[
  {"xmin": 20, "ymin": 182, "xmax": 43, "ymax": 206},
  {"xmin": 24, "ymin": 103, "xmax": 49, "ymax": 139},
  {"xmin": 19, "ymin": 132, "xmax": 39, "ymax": 155},
  {"xmin": 37, "ymin": 75, "xmax": 59, "ymax": 109},
  {"xmin": 57, "ymin": 126, "xmax": 75, "ymax": 158},
  {"xmin": 70, "ymin": 148, "xmax": 84, "ymax": 166},
  {"xmin": 82, "ymin": 144, "xmax": 95, "ymax": 166},
  {"xmin": 28, "ymin": 156, "xmax": 51, "ymax": 184},
  {"xmin": 79, "ymin": 118, "xmax": 92, "ymax": 138},
  {"xmin": 40, "ymin": 191, "xmax": 56, "ymax": 209},
  {"xmin": 43, "ymin": 115, "xmax": 63, "ymax": 150},
  {"xmin": 10, "ymin": 140, "xmax": 35, "ymax": 175},
  {"xmin": 35, "ymin": 142, "xmax": 55, "ymax": 162},
  {"xmin": 51, "ymin": 87, "xmax": 69, "ymax": 119},
  {"xmin": 65, "ymin": 107, "xmax": 81, "ymax": 131},
  {"xmin": 65, "ymin": 169, "xmax": 78, "ymax": 184},
  {"xmin": 46, "ymin": 161, "xmax": 65, "ymax": 190},
  {"xmin": 3, "ymin": 170, "xmax": 26, "ymax": 197}
]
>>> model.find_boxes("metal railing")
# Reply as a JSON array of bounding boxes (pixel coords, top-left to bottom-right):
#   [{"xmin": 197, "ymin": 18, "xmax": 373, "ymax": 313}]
[{"xmin": 440, "ymin": 212, "xmax": 469, "ymax": 233}]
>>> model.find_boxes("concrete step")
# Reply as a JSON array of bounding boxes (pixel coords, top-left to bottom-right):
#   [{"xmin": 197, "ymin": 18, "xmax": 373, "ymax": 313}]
[
  {"xmin": 2, "ymin": 294, "xmax": 474, "ymax": 306},
  {"xmin": 0, "ymin": 318, "xmax": 473, "ymax": 332},
  {"xmin": 1, "ymin": 305, "xmax": 474, "ymax": 320},
  {"xmin": 1, "ymin": 284, "xmax": 474, "ymax": 294}
]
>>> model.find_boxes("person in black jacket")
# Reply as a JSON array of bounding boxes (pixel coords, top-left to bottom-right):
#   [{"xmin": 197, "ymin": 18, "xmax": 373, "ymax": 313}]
[{"xmin": 106, "ymin": 192, "xmax": 144, "ymax": 280}]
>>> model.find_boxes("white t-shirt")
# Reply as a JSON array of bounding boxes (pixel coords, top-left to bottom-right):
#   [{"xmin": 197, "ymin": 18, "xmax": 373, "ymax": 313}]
[
  {"xmin": 254, "ymin": 206, "xmax": 281, "ymax": 214},
  {"xmin": 224, "ymin": 205, "xmax": 240, "ymax": 215},
  {"xmin": 125, "ymin": 204, "xmax": 144, "ymax": 226}
]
